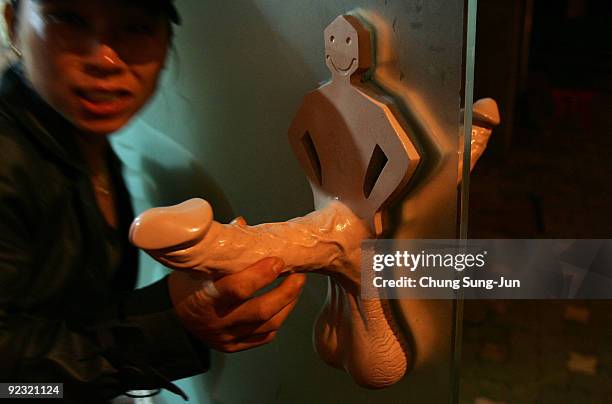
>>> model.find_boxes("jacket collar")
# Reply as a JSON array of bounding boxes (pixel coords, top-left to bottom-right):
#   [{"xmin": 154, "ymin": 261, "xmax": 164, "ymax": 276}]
[{"xmin": 0, "ymin": 64, "xmax": 88, "ymax": 173}]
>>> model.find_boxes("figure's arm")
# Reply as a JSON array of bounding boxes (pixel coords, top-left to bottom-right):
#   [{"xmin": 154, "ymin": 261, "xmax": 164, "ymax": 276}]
[
  {"xmin": 361, "ymin": 104, "xmax": 419, "ymax": 235},
  {"xmin": 288, "ymin": 92, "xmax": 328, "ymax": 189}
]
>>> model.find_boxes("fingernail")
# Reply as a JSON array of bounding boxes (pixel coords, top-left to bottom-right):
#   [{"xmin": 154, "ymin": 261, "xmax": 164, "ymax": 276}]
[
  {"xmin": 231, "ymin": 216, "xmax": 247, "ymax": 226},
  {"xmin": 272, "ymin": 258, "xmax": 284, "ymax": 274}
]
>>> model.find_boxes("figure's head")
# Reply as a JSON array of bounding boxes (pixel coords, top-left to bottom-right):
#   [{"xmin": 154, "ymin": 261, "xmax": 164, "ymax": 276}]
[
  {"xmin": 324, "ymin": 15, "xmax": 372, "ymax": 79},
  {"xmin": 4, "ymin": 0, "xmax": 180, "ymax": 135}
]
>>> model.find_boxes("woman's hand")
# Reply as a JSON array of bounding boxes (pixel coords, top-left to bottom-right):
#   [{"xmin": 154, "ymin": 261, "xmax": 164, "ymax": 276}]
[{"xmin": 168, "ymin": 257, "xmax": 306, "ymax": 353}]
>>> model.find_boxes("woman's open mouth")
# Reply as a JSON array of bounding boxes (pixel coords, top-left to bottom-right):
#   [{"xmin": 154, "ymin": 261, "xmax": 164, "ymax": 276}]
[{"xmin": 76, "ymin": 88, "xmax": 134, "ymax": 117}]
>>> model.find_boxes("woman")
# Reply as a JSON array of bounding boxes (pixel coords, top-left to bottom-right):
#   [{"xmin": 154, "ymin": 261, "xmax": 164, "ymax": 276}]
[{"xmin": 0, "ymin": 0, "xmax": 305, "ymax": 402}]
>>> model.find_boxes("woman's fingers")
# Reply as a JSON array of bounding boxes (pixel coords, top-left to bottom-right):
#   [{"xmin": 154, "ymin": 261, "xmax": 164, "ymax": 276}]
[
  {"xmin": 213, "ymin": 257, "xmax": 285, "ymax": 306},
  {"xmin": 217, "ymin": 332, "xmax": 278, "ymax": 353},
  {"xmin": 227, "ymin": 285, "xmax": 304, "ymax": 337},
  {"xmin": 170, "ymin": 257, "xmax": 306, "ymax": 353},
  {"xmin": 230, "ymin": 216, "xmax": 247, "ymax": 226},
  {"xmin": 224, "ymin": 273, "xmax": 306, "ymax": 325}
]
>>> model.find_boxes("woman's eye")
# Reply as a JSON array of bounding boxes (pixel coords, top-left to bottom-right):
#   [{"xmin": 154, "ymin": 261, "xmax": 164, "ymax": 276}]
[
  {"xmin": 124, "ymin": 23, "xmax": 155, "ymax": 36},
  {"xmin": 45, "ymin": 12, "xmax": 87, "ymax": 28}
]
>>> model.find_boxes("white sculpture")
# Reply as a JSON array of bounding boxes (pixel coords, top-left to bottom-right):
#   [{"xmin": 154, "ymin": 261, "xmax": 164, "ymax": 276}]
[{"xmin": 285, "ymin": 14, "xmax": 421, "ymax": 387}]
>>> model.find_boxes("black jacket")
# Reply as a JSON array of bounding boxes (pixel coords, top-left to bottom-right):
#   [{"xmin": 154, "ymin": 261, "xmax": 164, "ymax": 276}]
[{"xmin": 0, "ymin": 66, "xmax": 209, "ymax": 402}]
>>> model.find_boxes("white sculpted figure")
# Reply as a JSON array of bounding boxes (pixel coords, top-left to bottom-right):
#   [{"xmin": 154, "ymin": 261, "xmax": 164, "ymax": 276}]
[
  {"xmin": 285, "ymin": 14, "xmax": 422, "ymax": 387},
  {"xmin": 130, "ymin": 15, "xmax": 499, "ymax": 389}
]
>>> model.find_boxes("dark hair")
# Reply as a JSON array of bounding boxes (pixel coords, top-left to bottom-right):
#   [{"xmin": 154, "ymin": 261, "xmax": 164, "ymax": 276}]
[{"xmin": 9, "ymin": 0, "xmax": 181, "ymax": 25}]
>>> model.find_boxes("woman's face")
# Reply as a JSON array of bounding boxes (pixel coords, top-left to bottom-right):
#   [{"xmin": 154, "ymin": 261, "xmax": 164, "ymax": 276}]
[{"xmin": 8, "ymin": 0, "xmax": 171, "ymax": 135}]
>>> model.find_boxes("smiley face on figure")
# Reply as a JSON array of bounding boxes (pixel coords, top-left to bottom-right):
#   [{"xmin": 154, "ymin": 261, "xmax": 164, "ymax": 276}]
[{"xmin": 324, "ymin": 15, "xmax": 372, "ymax": 79}]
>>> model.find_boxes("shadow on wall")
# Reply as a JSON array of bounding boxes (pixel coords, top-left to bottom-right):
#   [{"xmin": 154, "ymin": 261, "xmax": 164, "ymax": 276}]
[
  {"xmin": 112, "ymin": 120, "xmax": 234, "ymax": 221},
  {"xmin": 136, "ymin": 0, "xmax": 319, "ymax": 225}
]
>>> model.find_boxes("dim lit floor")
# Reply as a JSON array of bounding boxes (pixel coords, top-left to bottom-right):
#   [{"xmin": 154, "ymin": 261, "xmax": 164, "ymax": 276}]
[
  {"xmin": 460, "ymin": 88, "xmax": 612, "ymax": 402},
  {"xmin": 460, "ymin": 300, "xmax": 612, "ymax": 403}
]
